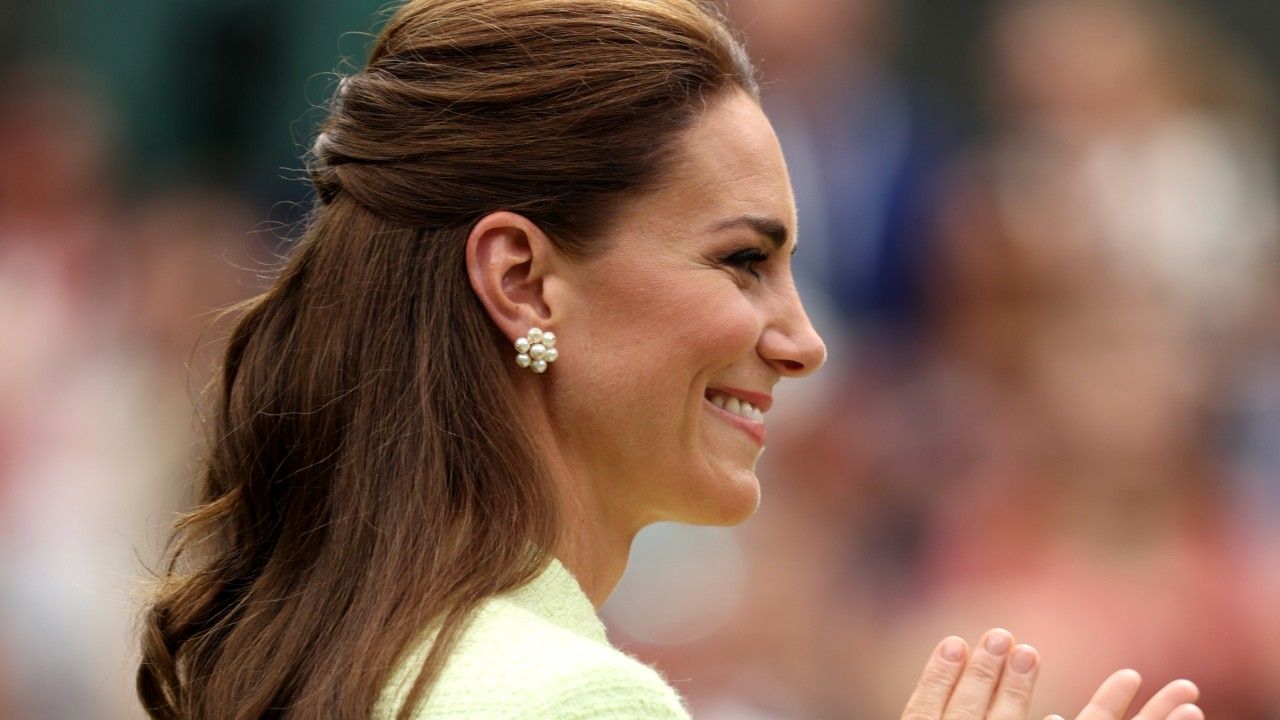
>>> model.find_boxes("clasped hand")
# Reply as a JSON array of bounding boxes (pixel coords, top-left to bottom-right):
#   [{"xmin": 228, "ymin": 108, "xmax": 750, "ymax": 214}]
[{"xmin": 901, "ymin": 628, "xmax": 1203, "ymax": 720}]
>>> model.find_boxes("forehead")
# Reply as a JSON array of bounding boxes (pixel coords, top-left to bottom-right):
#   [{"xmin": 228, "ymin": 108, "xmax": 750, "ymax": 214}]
[{"xmin": 608, "ymin": 91, "xmax": 796, "ymax": 245}]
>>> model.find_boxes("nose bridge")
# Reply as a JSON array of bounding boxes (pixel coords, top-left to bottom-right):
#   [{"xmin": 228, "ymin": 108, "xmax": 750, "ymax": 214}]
[{"xmin": 763, "ymin": 272, "xmax": 827, "ymax": 375}]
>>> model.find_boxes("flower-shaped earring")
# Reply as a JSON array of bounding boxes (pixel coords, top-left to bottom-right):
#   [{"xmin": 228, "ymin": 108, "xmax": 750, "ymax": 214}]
[{"xmin": 514, "ymin": 327, "xmax": 559, "ymax": 374}]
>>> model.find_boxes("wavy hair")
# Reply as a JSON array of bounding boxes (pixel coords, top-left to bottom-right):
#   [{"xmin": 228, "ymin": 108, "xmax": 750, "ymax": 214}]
[{"xmin": 135, "ymin": 0, "xmax": 757, "ymax": 717}]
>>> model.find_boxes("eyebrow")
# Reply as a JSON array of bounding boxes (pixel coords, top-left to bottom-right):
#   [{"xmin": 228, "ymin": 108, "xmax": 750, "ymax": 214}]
[{"xmin": 710, "ymin": 214, "xmax": 796, "ymax": 254}]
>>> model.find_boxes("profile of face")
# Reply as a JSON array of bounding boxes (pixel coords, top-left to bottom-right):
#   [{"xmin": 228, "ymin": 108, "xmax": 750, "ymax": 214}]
[{"xmin": 469, "ymin": 90, "xmax": 826, "ymax": 535}]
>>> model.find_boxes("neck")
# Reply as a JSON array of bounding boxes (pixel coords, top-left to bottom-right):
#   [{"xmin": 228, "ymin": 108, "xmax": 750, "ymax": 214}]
[
  {"xmin": 523, "ymin": 408, "xmax": 641, "ymax": 609},
  {"xmin": 552, "ymin": 490, "xmax": 636, "ymax": 609}
]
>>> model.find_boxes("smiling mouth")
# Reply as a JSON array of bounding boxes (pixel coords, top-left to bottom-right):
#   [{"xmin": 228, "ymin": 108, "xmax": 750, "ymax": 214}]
[
  {"xmin": 705, "ymin": 389, "xmax": 764, "ymax": 421},
  {"xmin": 704, "ymin": 389, "xmax": 767, "ymax": 445}
]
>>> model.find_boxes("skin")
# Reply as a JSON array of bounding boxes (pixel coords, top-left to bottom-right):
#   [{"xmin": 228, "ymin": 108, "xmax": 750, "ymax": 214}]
[
  {"xmin": 467, "ymin": 89, "xmax": 1203, "ymax": 719},
  {"xmin": 904, "ymin": 627, "xmax": 1203, "ymax": 719},
  {"xmin": 467, "ymin": 89, "xmax": 824, "ymax": 607}
]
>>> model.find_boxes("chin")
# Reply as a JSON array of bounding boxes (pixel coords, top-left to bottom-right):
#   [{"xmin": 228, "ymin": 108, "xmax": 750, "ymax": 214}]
[{"xmin": 677, "ymin": 466, "xmax": 762, "ymax": 526}]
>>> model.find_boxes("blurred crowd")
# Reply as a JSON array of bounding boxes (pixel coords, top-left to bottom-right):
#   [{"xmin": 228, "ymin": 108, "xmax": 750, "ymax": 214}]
[
  {"xmin": 2, "ymin": 0, "xmax": 1278, "ymax": 718},
  {"xmin": 0, "ymin": 64, "xmax": 264, "ymax": 718},
  {"xmin": 611, "ymin": 1, "xmax": 1280, "ymax": 718}
]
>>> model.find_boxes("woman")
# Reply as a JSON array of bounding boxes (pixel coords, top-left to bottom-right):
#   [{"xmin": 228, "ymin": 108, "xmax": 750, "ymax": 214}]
[{"xmin": 136, "ymin": 0, "xmax": 1204, "ymax": 718}]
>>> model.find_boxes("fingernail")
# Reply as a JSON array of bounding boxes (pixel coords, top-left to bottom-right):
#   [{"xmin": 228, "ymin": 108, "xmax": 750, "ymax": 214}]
[
  {"xmin": 1173, "ymin": 703, "xmax": 1204, "ymax": 720},
  {"xmin": 1011, "ymin": 645, "xmax": 1036, "ymax": 673},
  {"xmin": 1175, "ymin": 679, "xmax": 1200, "ymax": 698},
  {"xmin": 984, "ymin": 629, "xmax": 1012, "ymax": 655},
  {"xmin": 941, "ymin": 637, "xmax": 966, "ymax": 662}
]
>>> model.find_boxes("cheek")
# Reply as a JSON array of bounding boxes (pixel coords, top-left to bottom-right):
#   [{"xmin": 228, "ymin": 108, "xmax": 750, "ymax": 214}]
[
  {"xmin": 675, "ymin": 296, "xmax": 759, "ymax": 376},
  {"xmin": 618, "ymin": 272, "xmax": 758, "ymax": 373},
  {"xmin": 573, "ymin": 271, "xmax": 759, "ymax": 414}
]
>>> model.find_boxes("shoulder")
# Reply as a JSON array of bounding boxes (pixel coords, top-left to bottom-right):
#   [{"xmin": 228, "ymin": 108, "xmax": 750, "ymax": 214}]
[
  {"xmin": 381, "ymin": 596, "xmax": 690, "ymax": 719},
  {"xmin": 521, "ymin": 652, "xmax": 692, "ymax": 720}
]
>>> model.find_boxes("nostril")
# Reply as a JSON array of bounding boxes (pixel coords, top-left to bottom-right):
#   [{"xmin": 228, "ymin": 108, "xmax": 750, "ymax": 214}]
[{"xmin": 760, "ymin": 326, "xmax": 826, "ymax": 377}]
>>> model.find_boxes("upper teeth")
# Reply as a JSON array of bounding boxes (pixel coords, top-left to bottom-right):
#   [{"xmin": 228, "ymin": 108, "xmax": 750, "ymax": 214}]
[{"xmin": 709, "ymin": 392, "xmax": 764, "ymax": 422}]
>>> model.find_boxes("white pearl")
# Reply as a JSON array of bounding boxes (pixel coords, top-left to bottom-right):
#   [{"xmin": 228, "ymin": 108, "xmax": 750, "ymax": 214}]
[
  {"xmin": 532, "ymin": 359, "xmax": 548, "ymax": 374},
  {"xmin": 542, "ymin": 331, "xmax": 556, "ymax": 349},
  {"xmin": 515, "ymin": 353, "xmax": 531, "ymax": 368},
  {"xmin": 544, "ymin": 347, "xmax": 558, "ymax": 363},
  {"xmin": 529, "ymin": 343, "xmax": 546, "ymax": 360},
  {"xmin": 515, "ymin": 337, "xmax": 531, "ymax": 353},
  {"xmin": 527, "ymin": 327, "xmax": 543, "ymax": 344}
]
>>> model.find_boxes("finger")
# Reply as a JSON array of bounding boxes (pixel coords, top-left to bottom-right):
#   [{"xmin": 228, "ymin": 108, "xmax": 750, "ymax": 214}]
[
  {"xmin": 1168, "ymin": 704, "xmax": 1204, "ymax": 720},
  {"xmin": 1076, "ymin": 669, "xmax": 1143, "ymax": 720},
  {"xmin": 1045, "ymin": 716, "xmax": 1066, "ymax": 720},
  {"xmin": 1132, "ymin": 680, "xmax": 1199, "ymax": 720},
  {"xmin": 901, "ymin": 636, "xmax": 968, "ymax": 720},
  {"xmin": 987, "ymin": 644, "xmax": 1041, "ymax": 720},
  {"xmin": 942, "ymin": 627, "xmax": 1015, "ymax": 720}
]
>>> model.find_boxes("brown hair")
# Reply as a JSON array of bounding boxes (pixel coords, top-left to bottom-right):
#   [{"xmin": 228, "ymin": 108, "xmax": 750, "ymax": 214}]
[{"xmin": 136, "ymin": 1, "xmax": 756, "ymax": 718}]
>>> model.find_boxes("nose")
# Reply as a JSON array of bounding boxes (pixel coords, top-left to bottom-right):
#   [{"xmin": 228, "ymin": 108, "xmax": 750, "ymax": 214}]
[{"xmin": 759, "ymin": 285, "xmax": 827, "ymax": 378}]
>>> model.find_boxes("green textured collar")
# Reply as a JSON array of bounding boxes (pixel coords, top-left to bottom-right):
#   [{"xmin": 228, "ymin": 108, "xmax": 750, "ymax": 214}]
[{"xmin": 501, "ymin": 557, "xmax": 610, "ymax": 647}]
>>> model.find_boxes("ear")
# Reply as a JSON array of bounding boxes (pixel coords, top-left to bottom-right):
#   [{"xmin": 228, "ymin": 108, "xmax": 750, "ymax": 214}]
[{"xmin": 465, "ymin": 211, "xmax": 562, "ymax": 342}]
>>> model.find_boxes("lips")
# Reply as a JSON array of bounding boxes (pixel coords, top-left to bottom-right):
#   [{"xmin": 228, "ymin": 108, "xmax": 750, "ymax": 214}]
[
  {"xmin": 707, "ymin": 390, "xmax": 764, "ymax": 421},
  {"xmin": 703, "ymin": 385, "xmax": 770, "ymax": 446},
  {"xmin": 706, "ymin": 384, "xmax": 772, "ymax": 409}
]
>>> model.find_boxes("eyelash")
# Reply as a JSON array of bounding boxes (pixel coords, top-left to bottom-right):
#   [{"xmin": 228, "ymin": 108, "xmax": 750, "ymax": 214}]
[{"xmin": 722, "ymin": 248, "xmax": 770, "ymax": 280}]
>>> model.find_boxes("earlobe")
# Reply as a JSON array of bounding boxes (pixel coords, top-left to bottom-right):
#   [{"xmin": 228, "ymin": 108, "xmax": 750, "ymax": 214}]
[{"xmin": 464, "ymin": 211, "xmax": 557, "ymax": 341}]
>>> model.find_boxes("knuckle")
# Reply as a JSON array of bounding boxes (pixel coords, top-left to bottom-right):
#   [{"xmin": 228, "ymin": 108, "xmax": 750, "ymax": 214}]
[
  {"xmin": 966, "ymin": 661, "xmax": 1002, "ymax": 684},
  {"xmin": 993, "ymin": 671, "xmax": 1034, "ymax": 696},
  {"xmin": 996, "ymin": 680, "xmax": 1033, "ymax": 705},
  {"xmin": 922, "ymin": 666, "xmax": 957, "ymax": 691},
  {"xmin": 903, "ymin": 713, "xmax": 937, "ymax": 720}
]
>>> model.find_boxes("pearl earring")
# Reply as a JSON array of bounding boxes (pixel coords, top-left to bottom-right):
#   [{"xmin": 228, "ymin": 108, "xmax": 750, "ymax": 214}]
[{"xmin": 514, "ymin": 327, "xmax": 559, "ymax": 374}]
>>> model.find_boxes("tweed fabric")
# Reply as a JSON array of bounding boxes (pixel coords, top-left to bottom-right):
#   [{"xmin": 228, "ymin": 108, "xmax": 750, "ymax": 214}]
[{"xmin": 374, "ymin": 559, "xmax": 691, "ymax": 719}]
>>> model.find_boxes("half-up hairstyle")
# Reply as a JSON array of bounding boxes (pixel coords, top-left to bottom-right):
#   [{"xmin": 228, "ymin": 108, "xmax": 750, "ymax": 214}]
[{"xmin": 136, "ymin": 1, "xmax": 757, "ymax": 718}]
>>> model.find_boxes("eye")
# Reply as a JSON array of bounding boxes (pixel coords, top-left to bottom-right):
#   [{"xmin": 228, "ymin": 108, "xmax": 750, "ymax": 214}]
[{"xmin": 721, "ymin": 247, "xmax": 770, "ymax": 280}]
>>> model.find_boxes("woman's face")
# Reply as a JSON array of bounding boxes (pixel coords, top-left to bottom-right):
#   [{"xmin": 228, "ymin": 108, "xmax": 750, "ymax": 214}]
[{"xmin": 548, "ymin": 90, "xmax": 826, "ymax": 531}]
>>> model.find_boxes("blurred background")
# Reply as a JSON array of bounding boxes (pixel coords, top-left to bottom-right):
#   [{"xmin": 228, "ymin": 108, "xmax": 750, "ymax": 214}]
[{"xmin": 1, "ymin": 0, "xmax": 1277, "ymax": 717}]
